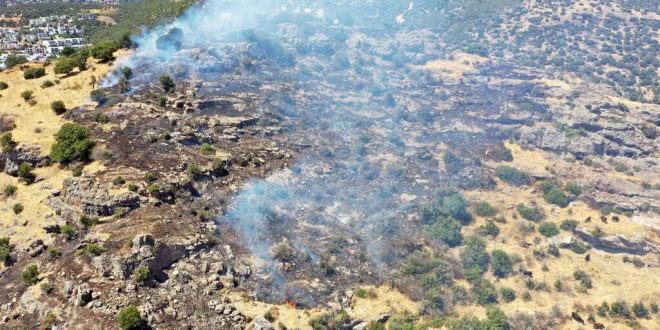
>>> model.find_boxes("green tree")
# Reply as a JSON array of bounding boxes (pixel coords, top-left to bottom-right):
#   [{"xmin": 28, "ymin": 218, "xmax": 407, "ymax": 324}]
[
  {"xmin": 90, "ymin": 40, "xmax": 119, "ymax": 62},
  {"xmin": 23, "ymin": 67, "xmax": 46, "ymax": 79},
  {"xmin": 50, "ymin": 123, "xmax": 95, "ymax": 163},
  {"xmin": 486, "ymin": 306, "xmax": 510, "ymax": 330},
  {"xmin": 460, "ymin": 235, "xmax": 490, "ymax": 275},
  {"xmin": 60, "ymin": 46, "xmax": 76, "ymax": 56},
  {"xmin": 159, "ymin": 74, "xmax": 175, "ymax": 93},
  {"xmin": 51, "ymin": 100, "xmax": 66, "ymax": 115},
  {"xmin": 117, "ymin": 305, "xmax": 144, "ymax": 330},
  {"xmin": 427, "ymin": 215, "xmax": 463, "ymax": 247},
  {"xmin": 54, "ymin": 57, "xmax": 78, "ymax": 75},
  {"xmin": 491, "ymin": 250, "xmax": 513, "ymax": 278},
  {"xmin": 121, "ymin": 66, "xmax": 133, "ymax": 80}
]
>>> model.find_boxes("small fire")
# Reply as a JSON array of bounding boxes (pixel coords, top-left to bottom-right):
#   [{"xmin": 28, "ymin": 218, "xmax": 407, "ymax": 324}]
[{"xmin": 285, "ymin": 299, "xmax": 296, "ymax": 308}]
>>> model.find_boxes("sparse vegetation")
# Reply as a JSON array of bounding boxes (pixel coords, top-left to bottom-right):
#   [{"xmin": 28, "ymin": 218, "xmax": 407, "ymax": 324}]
[
  {"xmin": 22, "ymin": 264, "xmax": 40, "ymax": 285},
  {"xmin": 117, "ymin": 305, "xmax": 144, "ymax": 330}
]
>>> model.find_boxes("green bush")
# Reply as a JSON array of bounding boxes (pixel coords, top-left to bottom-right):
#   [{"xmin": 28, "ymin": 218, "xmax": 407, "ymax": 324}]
[
  {"xmin": 538, "ymin": 222, "xmax": 559, "ymax": 237},
  {"xmin": 573, "ymin": 270, "xmax": 592, "ymax": 290},
  {"xmin": 491, "ymin": 249, "xmax": 513, "ymax": 278},
  {"xmin": 22, "ymin": 264, "xmax": 40, "ymax": 285},
  {"xmin": 0, "ymin": 81, "xmax": 8, "ymax": 90},
  {"xmin": 3, "ymin": 184, "xmax": 17, "ymax": 197},
  {"xmin": 536, "ymin": 179, "xmax": 557, "ymax": 195},
  {"xmin": 485, "ymin": 307, "xmax": 509, "ymax": 330},
  {"xmin": 560, "ymin": 219, "xmax": 578, "ymax": 231},
  {"xmin": 48, "ymin": 247, "xmax": 61, "ymax": 259},
  {"xmin": 309, "ymin": 310, "xmax": 353, "ymax": 330},
  {"xmin": 212, "ymin": 158, "xmax": 229, "ymax": 175},
  {"xmin": 443, "ymin": 151, "xmax": 464, "ymax": 174},
  {"xmin": 134, "ymin": 266, "xmax": 150, "ymax": 283},
  {"xmin": 54, "ymin": 56, "xmax": 78, "ymax": 75},
  {"xmin": 60, "ymin": 224, "xmax": 75, "ymax": 237},
  {"xmin": 86, "ymin": 243, "xmax": 104, "ymax": 255},
  {"xmin": 500, "ymin": 287, "xmax": 516, "ymax": 302},
  {"xmin": 117, "ymin": 305, "xmax": 144, "ymax": 330},
  {"xmin": 0, "ymin": 237, "xmax": 12, "ymax": 263},
  {"xmin": 41, "ymin": 80, "xmax": 55, "ymax": 88},
  {"xmin": 187, "ymin": 163, "xmax": 202, "ymax": 178},
  {"xmin": 200, "ymin": 143, "xmax": 215, "ymax": 155},
  {"xmin": 597, "ymin": 302, "xmax": 610, "ymax": 317},
  {"xmin": 632, "ymin": 301, "xmax": 649, "ymax": 318},
  {"xmin": 51, "ymin": 100, "xmax": 66, "ymax": 115},
  {"xmin": 474, "ymin": 201, "xmax": 496, "ymax": 217},
  {"xmin": 50, "ymin": 123, "xmax": 95, "ymax": 163},
  {"xmin": 517, "ymin": 204, "xmax": 545, "ymax": 222},
  {"xmin": 565, "ymin": 183, "xmax": 582, "ymax": 196},
  {"xmin": 610, "ymin": 300, "xmax": 632, "ymax": 319},
  {"xmin": 18, "ymin": 162, "xmax": 36, "ymax": 183},
  {"xmin": 477, "ymin": 221, "xmax": 499, "ymax": 237},
  {"xmin": 20, "ymin": 90, "xmax": 34, "ymax": 101},
  {"xmin": 23, "ymin": 67, "xmax": 46, "ymax": 80},
  {"xmin": 427, "ymin": 216, "xmax": 463, "ymax": 247},
  {"xmin": 460, "ymin": 235, "xmax": 490, "ymax": 276},
  {"xmin": 12, "ymin": 203, "xmax": 23, "ymax": 214},
  {"xmin": 1, "ymin": 132, "xmax": 17, "ymax": 152},
  {"xmin": 79, "ymin": 214, "xmax": 99, "ymax": 228},
  {"xmin": 545, "ymin": 188, "xmax": 568, "ymax": 207},
  {"xmin": 159, "ymin": 74, "xmax": 175, "ymax": 94},
  {"xmin": 495, "ymin": 166, "xmax": 529, "ymax": 186},
  {"xmin": 421, "ymin": 189, "xmax": 471, "ymax": 224},
  {"xmin": 547, "ymin": 244, "xmax": 560, "ymax": 257},
  {"xmin": 472, "ymin": 279, "xmax": 498, "ymax": 305},
  {"xmin": 451, "ymin": 285, "xmax": 470, "ymax": 305}
]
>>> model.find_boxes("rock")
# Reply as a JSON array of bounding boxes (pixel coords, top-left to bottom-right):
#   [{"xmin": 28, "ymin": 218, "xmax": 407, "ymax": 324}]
[
  {"xmin": 247, "ymin": 316, "xmax": 274, "ymax": 330},
  {"xmin": 552, "ymin": 235, "xmax": 574, "ymax": 248},
  {"xmin": 73, "ymin": 283, "xmax": 93, "ymax": 307},
  {"xmin": 574, "ymin": 228, "xmax": 659, "ymax": 255}
]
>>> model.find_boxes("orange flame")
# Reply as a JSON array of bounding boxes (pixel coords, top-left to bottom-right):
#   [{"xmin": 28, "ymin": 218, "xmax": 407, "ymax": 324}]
[{"xmin": 285, "ymin": 299, "xmax": 296, "ymax": 308}]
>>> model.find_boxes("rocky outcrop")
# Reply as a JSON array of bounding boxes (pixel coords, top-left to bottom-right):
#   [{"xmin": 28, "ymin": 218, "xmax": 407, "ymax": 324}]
[
  {"xmin": 574, "ymin": 227, "xmax": 659, "ymax": 255},
  {"xmin": 59, "ymin": 177, "xmax": 141, "ymax": 216},
  {"xmin": 1, "ymin": 146, "xmax": 49, "ymax": 176}
]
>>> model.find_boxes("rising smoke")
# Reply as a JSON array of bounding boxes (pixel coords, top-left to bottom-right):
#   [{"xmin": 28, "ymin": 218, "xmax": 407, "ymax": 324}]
[{"xmin": 115, "ymin": 0, "xmax": 480, "ymax": 303}]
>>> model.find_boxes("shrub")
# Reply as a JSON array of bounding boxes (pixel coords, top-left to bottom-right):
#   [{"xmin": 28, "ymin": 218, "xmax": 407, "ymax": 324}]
[
  {"xmin": 500, "ymin": 287, "xmax": 516, "ymax": 302},
  {"xmin": 200, "ymin": 143, "xmax": 215, "ymax": 155},
  {"xmin": 610, "ymin": 300, "xmax": 632, "ymax": 319},
  {"xmin": 86, "ymin": 243, "xmax": 104, "ymax": 255},
  {"xmin": 460, "ymin": 235, "xmax": 489, "ymax": 275},
  {"xmin": 547, "ymin": 244, "xmax": 560, "ymax": 257},
  {"xmin": 451, "ymin": 285, "xmax": 470, "ymax": 305},
  {"xmin": 112, "ymin": 176, "xmax": 126, "ymax": 186},
  {"xmin": 54, "ymin": 57, "xmax": 78, "ymax": 75},
  {"xmin": 443, "ymin": 151, "xmax": 464, "ymax": 173},
  {"xmin": 23, "ymin": 67, "xmax": 46, "ymax": 80},
  {"xmin": 22, "ymin": 264, "xmax": 40, "ymax": 285},
  {"xmin": 474, "ymin": 201, "xmax": 496, "ymax": 217},
  {"xmin": 60, "ymin": 224, "xmax": 75, "ymax": 237},
  {"xmin": 48, "ymin": 247, "xmax": 61, "ymax": 259},
  {"xmin": 79, "ymin": 214, "xmax": 99, "ymax": 228},
  {"xmin": 122, "ymin": 67, "xmax": 133, "ymax": 80},
  {"xmin": 187, "ymin": 163, "xmax": 203, "ymax": 178},
  {"xmin": 40, "ymin": 282, "xmax": 53, "ymax": 294},
  {"xmin": 159, "ymin": 74, "xmax": 175, "ymax": 93},
  {"xmin": 0, "ymin": 81, "xmax": 8, "ymax": 90},
  {"xmin": 212, "ymin": 158, "xmax": 229, "ymax": 175},
  {"xmin": 41, "ymin": 80, "xmax": 55, "ymax": 88},
  {"xmin": 472, "ymin": 279, "xmax": 498, "ymax": 305},
  {"xmin": 12, "ymin": 203, "xmax": 24, "ymax": 214},
  {"xmin": 565, "ymin": 183, "xmax": 582, "ymax": 196},
  {"xmin": 93, "ymin": 112, "xmax": 109, "ymax": 123},
  {"xmin": 538, "ymin": 222, "xmax": 559, "ymax": 237},
  {"xmin": 536, "ymin": 179, "xmax": 557, "ymax": 195},
  {"xmin": 491, "ymin": 249, "xmax": 513, "ymax": 278},
  {"xmin": 427, "ymin": 216, "xmax": 463, "ymax": 247},
  {"xmin": 560, "ymin": 219, "xmax": 578, "ymax": 231},
  {"xmin": 517, "ymin": 204, "xmax": 545, "ymax": 222},
  {"xmin": 309, "ymin": 310, "xmax": 353, "ymax": 330},
  {"xmin": 3, "ymin": 184, "xmax": 17, "ymax": 197},
  {"xmin": 570, "ymin": 241, "xmax": 590, "ymax": 254},
  {"xmin": 477, "ymin": 221, "xmax": 499, "ymax": 237},
  {"xmin": 485, "ymin": 307, "xmax": 509, "ymax": 330},
  {"xmin": 597, "ymin": 302, "xmax": 610, "ymax": 317},
  {"xmin": 20, "ymin": 90, "xmax": 34, "ymax": 101},
  {"xmin": 50, "ymin": 101, "xmax": 66, "ymax": 115},
  {"xmin": 50, "ymin": 123, "xmax": 95, "ymax": 163},
  {"xmin": 127, "ymin": 183, "xmax": 138, "ymax": 192},
  {"xmin": 1, "ymin": 132, "xmax": 17, "ymax": 152},
  {"xmin": 115, "ymin": 207, "xmax": 128, "ymax": 218},
  {"xmin": 134, "ymin": 266, "xmax": 150, "ymax": 283},
  {"xmin": 117, "ymin": 305, "xmax": 144, "ymax": 330},
  {"xmin": 495, "ymin": 166, "xmax": 529, "ymax": 186},
  {"xmin": 422, "ymin": 189, "xmax": 471, "ymax": 224},
  {"xmin": 545, "ymin": 188, "xmax": 568, "ymax": 207},
  {"xmin": 632, "ymin": 301, "xmax": 649, "ymax": 318},
  {"xmin": 613, "ymin": 162, "xmax": 627, "ymax": 172},
  {"xmin": 0, "ymin": 237, "xmax": 12, "ymax": 263},
  {"xmin": 17, "ymin": 162, "xmax": 36, "ymax": 184},
  {"xmin": 573, "ymin": 270, "xmax": 592, "ymax": 290},
  {"xmin": 354, "ymin": 288, "xmax": 367, "ymax": 298},
  {"xmin": 90, "ymin": 89, "xmax": 107, "ymax": 105}
]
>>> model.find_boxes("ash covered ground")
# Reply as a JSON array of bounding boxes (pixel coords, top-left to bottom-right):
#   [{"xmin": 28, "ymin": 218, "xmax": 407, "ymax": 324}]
[{"xmin": 1, "ymin": 0, "xmax": 658, "ymax": 329}]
